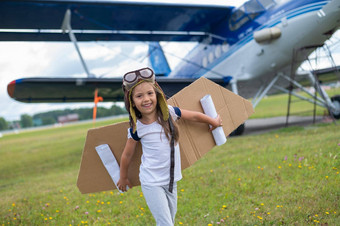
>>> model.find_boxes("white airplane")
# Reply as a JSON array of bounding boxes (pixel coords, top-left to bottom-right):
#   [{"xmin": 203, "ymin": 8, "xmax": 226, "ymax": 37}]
[{"xmin": 2, "ymin": 0, "xmax": 340, "ymax": 135}]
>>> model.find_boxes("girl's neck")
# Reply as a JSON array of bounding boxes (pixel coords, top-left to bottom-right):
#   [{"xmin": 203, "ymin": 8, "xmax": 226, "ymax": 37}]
[{"xmin": 139, "ymin": 112, "xmax": 158, "ymax": 125}]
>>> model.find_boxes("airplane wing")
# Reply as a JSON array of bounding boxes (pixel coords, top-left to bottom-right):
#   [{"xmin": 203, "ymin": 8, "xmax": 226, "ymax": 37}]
[
  {"xmin": 7, "ymin": 77, "xmax": 228, "ymax": 103},
  {"xmin": 2, "ymin": 1, "xmax": 234, "ymax": 103},
  {"xmin": 0, "ymin": 1, "xmax": 233, "ymax": 43}
]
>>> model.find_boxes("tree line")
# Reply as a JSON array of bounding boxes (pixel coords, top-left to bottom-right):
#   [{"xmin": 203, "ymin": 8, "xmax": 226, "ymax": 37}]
[{"xmin": 0, "ymin": 104, "xmax": 127, "ymax": 131}]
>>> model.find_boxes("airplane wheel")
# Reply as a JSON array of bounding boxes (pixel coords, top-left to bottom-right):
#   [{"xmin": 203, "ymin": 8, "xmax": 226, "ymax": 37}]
[
  {"xmin": 330, "ymin": 95, "xmax": 340, "ymax": 119},
  {"xmin": 229, "ymin": 123, "xmax": 245, "ymax": 136}
]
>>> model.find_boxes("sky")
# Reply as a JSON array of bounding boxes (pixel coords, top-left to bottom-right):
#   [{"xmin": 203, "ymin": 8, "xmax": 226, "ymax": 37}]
[{"xmin": 0, "ymin": 0, "xmax": 339, "ymax": 122}]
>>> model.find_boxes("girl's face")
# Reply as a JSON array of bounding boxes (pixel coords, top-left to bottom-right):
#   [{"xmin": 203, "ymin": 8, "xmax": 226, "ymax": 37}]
[{"xmin": 132, "ymin": 82, "xmax": 158, "ymax": 118}]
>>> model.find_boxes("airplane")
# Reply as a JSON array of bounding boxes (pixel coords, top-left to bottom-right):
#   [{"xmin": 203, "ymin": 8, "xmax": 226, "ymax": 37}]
[{"xmin": 1, "ymin": 0, "xmax": 340, "ymax": 135}]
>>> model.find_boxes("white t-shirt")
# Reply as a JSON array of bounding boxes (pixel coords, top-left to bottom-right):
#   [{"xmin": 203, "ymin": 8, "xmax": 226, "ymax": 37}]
[{"xmin": 127, "ymin": 105, "xmax": 182, "ymax": 186}]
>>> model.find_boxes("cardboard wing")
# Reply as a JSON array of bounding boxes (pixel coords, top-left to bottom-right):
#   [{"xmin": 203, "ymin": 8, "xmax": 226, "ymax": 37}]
[{"xmin": 77, "ymin": 77, "xmax": 254, "ymax": 194}]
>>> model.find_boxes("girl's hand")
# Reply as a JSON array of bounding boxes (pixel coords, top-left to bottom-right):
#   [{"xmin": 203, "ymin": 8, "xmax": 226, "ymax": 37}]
[
  {"xmin": 117, "ymin": 178, "xmax": 132, "ymax": 192},
  {"xmin": 180, "ymin": 109, "xmax": 223, "ymax": 130},
  {"xmin": 210, "ymin": 114, "xmax": 223, "ymax": 131}
]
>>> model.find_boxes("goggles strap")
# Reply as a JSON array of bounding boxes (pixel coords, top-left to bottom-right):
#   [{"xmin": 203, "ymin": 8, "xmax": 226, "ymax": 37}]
[{"xmin": 168, "ymin": 115, "xmax": 175, "ymax": 193}]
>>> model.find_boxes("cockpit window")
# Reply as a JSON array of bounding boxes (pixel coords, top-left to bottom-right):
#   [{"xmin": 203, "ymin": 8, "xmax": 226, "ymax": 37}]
[
  {"xmin": 230, "ymin": 6, "xmax": 249, "ymax": 30},
  {"xmin": 231, "ymin": 6, "xmax": 246, "ymax": 22},
  {"xmin": 229, "ymin": 0, "xmax": 276, "ymax": 30},
  {"xmin": 244, "ymin": 0, "xmax": 264, "ymax": 14},
  {"xmin": 258, "ymin": 0, "xmax": 276, "ymax": 9}
]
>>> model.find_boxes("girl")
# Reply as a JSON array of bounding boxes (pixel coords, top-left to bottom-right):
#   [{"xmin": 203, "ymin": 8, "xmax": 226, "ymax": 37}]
[{"xmin": 117, "ymin": 67, "xmax": 222, "ymax": 225}]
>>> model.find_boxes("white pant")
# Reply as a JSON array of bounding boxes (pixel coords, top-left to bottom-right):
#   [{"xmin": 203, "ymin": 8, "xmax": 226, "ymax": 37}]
[{"xmin": 141, "ymin": 183, "xmax": 177, "ymax": 226}]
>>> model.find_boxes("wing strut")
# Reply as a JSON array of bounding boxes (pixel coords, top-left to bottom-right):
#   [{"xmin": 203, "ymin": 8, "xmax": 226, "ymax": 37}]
[
  {"xmin": 61, "ymin": 9, "xmax": 94, "ymax": 78},
  {"xmin": 251, "ymin": 73, "xmax": 339, "ymax": 121}
]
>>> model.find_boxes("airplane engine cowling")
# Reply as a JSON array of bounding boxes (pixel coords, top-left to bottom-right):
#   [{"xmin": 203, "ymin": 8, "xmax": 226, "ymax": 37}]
[{"xmin": 254, "ymin": 27, "xmax": 281, "ymax": 43}]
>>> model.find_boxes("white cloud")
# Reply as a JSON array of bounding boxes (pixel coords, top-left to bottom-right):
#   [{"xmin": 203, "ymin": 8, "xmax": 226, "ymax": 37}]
[
  {"xmin": 0, "ymin": 41, "xmax": 153, "ymax": 121},
  {"xmin": 161, "ymin": 42, "xmax": 197, "ymax": 68},
  {"xmin": 69, "ymin": 43, "xmax": 123, "ymax": 61}
]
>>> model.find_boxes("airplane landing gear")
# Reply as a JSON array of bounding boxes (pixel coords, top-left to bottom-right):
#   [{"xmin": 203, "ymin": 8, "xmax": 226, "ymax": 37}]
[
  {"xmin": 229, "ymin": 123, "xmax": 245, "ymax": 136},
  {"xmin": 330, "ymin": 95, "xmax": 340, "ymax": 119}
]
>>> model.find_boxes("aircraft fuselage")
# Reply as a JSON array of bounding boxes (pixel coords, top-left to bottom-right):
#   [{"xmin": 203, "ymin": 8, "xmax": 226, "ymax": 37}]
[{"xmin": 170, "ymin": 0, "xmax": 340, "ymax": 93}]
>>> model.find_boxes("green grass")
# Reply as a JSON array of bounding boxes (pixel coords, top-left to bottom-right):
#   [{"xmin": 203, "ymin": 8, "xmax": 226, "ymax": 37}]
[
  {"xmin": 0, "ymin": 117, "xmax": 339, "ymax": 225},
  {"xmin": 0, "ymin": 87, "xmax": 339, "ymax": 225},
  {"xmin": 250, "ymin": 87, "xmax": 340, "ymax": 118}
]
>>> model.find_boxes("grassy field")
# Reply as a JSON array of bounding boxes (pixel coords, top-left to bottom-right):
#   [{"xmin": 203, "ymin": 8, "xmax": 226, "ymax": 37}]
[
  {"xmin": 250, "ymin": 87, "xmax": 340, "ymax": 118},
  {"xmin": 0, "ymin": 88, "xmax": 339, "ymax": 225}
]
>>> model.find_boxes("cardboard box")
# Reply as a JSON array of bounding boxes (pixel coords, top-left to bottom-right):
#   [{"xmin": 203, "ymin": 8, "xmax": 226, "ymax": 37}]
[{"xmin": 77, "ymin": 77, "xmax": 254, "ymax": 194}]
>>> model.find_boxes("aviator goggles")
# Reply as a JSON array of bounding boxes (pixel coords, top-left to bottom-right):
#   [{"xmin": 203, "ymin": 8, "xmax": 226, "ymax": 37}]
[{"xmin": 123, "ymin": 67, "xmax": 155, "ymax": 91}]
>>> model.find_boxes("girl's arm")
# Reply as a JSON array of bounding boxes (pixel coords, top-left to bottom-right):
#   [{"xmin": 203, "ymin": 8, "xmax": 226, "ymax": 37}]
[
  {"xmin": 181, "ymin": 109, "xmax": 222, "ymax": 130},
  {"xmin": 117, "ymin": 138, "xmax": 138, "ymax": 192}
]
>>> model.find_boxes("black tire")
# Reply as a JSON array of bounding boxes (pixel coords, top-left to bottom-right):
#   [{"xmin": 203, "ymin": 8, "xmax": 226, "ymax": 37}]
[
  {"xmin": 229, "ymin": 123, "xmax": 245, "ymax": 136},
  {"xmin": 330, "ymin": 95, "xmax": 340, "ymax": 119}
]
